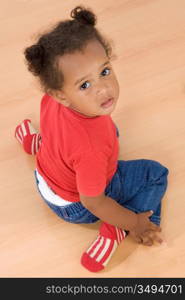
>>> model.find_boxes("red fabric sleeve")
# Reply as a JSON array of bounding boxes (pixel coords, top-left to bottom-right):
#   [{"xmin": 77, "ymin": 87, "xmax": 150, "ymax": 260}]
[{"xmin": 72, "ymin": 151, "xmax": 108, "ymax": 197}]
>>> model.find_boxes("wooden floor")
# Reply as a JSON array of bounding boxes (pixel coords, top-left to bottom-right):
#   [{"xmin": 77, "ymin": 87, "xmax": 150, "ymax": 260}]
[{"xmin": 1, "ymin": 0, "xmax": 185, "ymax": 277}]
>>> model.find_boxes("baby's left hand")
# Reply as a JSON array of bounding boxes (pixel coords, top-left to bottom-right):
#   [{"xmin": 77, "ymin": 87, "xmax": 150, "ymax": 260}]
[{"xmin": 136, "ymin": 230, "xmax": 163, "ymax": 246}]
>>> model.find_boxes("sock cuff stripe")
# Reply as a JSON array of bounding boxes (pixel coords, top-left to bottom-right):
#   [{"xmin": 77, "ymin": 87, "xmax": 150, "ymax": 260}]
[
  {"xmin": 119, "ymin": 229, "xmax": 124, "ymax": 241},
  {"xmin": 86, "ymin": 236, "xmax": 101, "ymax": 255},
  {"xmin": 96, "ymin": 238, "xmax": 111, "ymax": 262},
  {"xmin": 87, "ymin": 236, "xmax": 118, "ymax": 267},
  {"xmin": 123, "ymin": 230, "xmax": 127, "ymax": 238},
  {"xmin": 18, "ymin": 126, "xmax": 23, "ymax": 139},
  {"xmin": 21, "ymin": 122, "xmax": 27, "ymax": 137},
  {"xmin": 26, "ymin": 120, "xmax": 38, "ymax": 135},
  {"xmin": 116, "ymin": 227, "xmax": 121, "ymax": 243},
  {"xmin": 15, "ymin": 132, "xmax": 23, "ymax": 144},
  {"xmin": 89, "ymin": 236, "xmax": 104, "ymax": 259},
  {"xmin": 93, "ymin": 237, "xmax": 108, "ymax": 261},
  {"xmin": 116, "ymin": 227, "xmax": 126, "ymax": 244},
  {"xmin": 35, "ymin": 133, "xmax": 39, "ymax": 153},
  {"xmin": 102, "ymin": 240, "xmax": 117, "ymax": 267},
  {"xmin": 120, "ymin": 229, "xmax": 124, "ymax": 241},
  {"xmin": 31, "ymin": 134, "xmax": 36, "ymax": 155}
]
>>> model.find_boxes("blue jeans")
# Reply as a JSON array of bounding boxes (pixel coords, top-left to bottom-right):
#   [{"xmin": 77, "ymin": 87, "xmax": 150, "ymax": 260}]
[{"xmin": 34, "ymin": 159, "xmax": 168, "ymax": 226}]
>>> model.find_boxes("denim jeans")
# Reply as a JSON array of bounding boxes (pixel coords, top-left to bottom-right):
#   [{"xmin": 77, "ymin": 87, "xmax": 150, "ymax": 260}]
[{"xmin": 34, "ymin": 159, "xmax": 168, "ymax": 226}]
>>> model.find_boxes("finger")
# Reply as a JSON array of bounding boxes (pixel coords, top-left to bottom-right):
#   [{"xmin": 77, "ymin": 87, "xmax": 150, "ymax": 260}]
[
  {"xmin": 149, "ymin": 223, "xmax": 162, "ymax": 232},
  {"xmin": 144, "ymin": 231, "xmax": 163, "ymax": 245},
  {"xmin": 141, "ymin": 235, "xmax": 153, "ymax": 246},
  {"xmin": 134, "ymin": 236, "xmax": 142, "ymax": 244},
  {"xmin": 130, "ymin": 232, "xmax": 142, "ymax": 244},
  {"xmin": 154, "ymin": 236, "xmax": 163, "ymax": 244},
  {"xmin": 145, "ymin": 210, "xmax": 154, "ymax": 217},
  {"xmin": 152, "ymin": 233, "xmax": 163, "ymax": 244}
]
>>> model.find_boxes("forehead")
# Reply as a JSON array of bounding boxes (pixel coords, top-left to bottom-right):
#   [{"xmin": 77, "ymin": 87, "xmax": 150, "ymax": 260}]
[{"xmin": 58, "ymin": 40, "xmax": 107, "ymax": 82}]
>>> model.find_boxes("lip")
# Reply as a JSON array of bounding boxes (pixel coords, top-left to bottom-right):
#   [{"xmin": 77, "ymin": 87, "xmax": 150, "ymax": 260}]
[{"xmin": 101, "ymin": 97, "xmax": 114, "ymax": 109}]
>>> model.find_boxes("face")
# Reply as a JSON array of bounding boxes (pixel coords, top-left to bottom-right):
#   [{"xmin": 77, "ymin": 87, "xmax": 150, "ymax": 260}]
[{"xmin": 53, "ymin": 40, "xmax": 120, "ymax": 117}]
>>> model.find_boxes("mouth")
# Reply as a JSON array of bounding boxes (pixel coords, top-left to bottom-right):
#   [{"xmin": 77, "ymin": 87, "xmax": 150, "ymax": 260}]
[{"xmin": 101, "ymin": 97, "xmax": 114, "ymax": 109}]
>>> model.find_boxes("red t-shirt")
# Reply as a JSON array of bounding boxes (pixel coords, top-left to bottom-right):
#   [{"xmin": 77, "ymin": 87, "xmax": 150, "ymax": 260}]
[{"xmin": 36, "ymin": 94, "xmax": 119, "ymax": 202}]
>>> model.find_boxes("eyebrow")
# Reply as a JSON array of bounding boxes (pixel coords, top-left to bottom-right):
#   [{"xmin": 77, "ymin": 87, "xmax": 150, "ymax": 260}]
[{"xmin": 74, "ymin": 60, "xmax": 110, "ymax": 86}]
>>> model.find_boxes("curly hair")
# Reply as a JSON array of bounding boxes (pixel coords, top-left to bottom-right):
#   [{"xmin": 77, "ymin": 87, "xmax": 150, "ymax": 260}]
[{"xmin": 24, "ymin": 6, "xmax": 112, "ymax": 93}]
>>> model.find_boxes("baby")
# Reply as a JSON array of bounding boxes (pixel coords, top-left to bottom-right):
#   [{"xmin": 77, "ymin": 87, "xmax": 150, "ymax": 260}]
[{"xmin": 15, "ymin": 6, "xmax": 169, "ymax": 272}]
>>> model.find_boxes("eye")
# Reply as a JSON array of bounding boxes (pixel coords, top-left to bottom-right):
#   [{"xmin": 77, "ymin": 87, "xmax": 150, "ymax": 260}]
[
  {"xmin": 101, "ymin": 67, "xmax": 111, "ymax": 76},
  {"xmin": 80, "ymin": 81, "xmax": 91, "ymax": 90}
]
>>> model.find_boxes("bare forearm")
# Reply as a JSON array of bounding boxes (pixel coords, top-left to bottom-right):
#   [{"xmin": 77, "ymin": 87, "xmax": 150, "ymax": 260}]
[{"xmin": 83, "ymin": 195, "xmax": 137, "ymax": 230}]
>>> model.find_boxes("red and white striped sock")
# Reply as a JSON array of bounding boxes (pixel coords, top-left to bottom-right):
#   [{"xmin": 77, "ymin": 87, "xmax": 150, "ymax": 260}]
[
  {"xmin": 81, "ymin": 222, "xmax": 127, "ymax": 272},
  {"xmin": 15, "ymin": 119, "xmax": 41, "ymax": 155}
]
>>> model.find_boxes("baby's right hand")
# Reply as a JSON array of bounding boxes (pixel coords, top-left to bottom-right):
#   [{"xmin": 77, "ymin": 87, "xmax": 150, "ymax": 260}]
[{"xmin": 130, "ymin": 210, "xmax": 162, "ymax": 246}]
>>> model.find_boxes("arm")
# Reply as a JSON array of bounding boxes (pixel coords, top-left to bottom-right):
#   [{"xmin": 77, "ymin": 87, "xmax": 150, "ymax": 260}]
[
  {"xmin": 80, "ymin": 192, "xmax": 137, "ymax": 231},
  {"xmin": 80, "ymin": 193, "xmax": 162, "ymax": 245}
]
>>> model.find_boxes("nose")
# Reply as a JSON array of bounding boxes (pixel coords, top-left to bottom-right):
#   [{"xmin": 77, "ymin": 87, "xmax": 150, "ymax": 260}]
[{"xmin": 96, "ymin": 82, "xmax": 109, "ymax": 97}]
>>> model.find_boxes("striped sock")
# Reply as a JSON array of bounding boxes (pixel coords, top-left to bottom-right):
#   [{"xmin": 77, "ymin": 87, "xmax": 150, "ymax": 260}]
[
  {"xmin": 81, "ymin": 222, "xmax": 127, "ymax": 272},
  {"xmin": 15, "ymin": 119, "xmax": 41, "ymax": 155}
]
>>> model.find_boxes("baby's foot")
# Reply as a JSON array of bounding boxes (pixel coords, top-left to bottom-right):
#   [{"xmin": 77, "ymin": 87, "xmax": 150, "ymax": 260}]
[{"xmin": 15, "ymin": 119, "xmax": 41, "ymax": 155}]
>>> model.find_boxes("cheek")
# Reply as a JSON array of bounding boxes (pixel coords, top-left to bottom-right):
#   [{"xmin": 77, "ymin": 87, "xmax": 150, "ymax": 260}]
[
  {"xmin": 112, "ymin": 76, "xmax": 120, "ymax": 95},
  {"xmin": 76, "ymin": 92, "xmax": 92, "ymax": 107}
]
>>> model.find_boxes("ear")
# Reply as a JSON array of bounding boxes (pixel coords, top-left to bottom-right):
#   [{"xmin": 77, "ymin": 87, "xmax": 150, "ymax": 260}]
[{"xmin": 49, "ymin": 90, "xmax": 71, "ymax": 107}]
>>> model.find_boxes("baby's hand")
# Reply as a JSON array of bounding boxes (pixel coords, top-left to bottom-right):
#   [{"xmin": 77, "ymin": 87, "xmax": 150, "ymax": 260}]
[
  {"xmin": 129, "ymin": 210, "xmax": 163, "ymax": 246},
  {"xmin": 135, "ymin": 230, "xmax": 163, "ymax": 246}
]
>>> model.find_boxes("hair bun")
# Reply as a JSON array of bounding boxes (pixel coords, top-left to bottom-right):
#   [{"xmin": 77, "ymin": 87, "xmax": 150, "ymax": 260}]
[
  {"xmin": 24, "ymin": 44, "xmax": 45, "ymax": 75},
  {"xmin": 25, "ymin": 44, "xmax": 45, "ymax": 61},
  {"xmin": 71, "ymin": 6, "xmax": 96, "ymax": 26}
]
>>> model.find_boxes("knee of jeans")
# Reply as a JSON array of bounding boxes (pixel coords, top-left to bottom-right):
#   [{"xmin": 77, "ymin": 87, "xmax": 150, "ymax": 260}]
[{"xmin": 148, "ymin": 160, "xmax": 169, "ymax": 183}]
